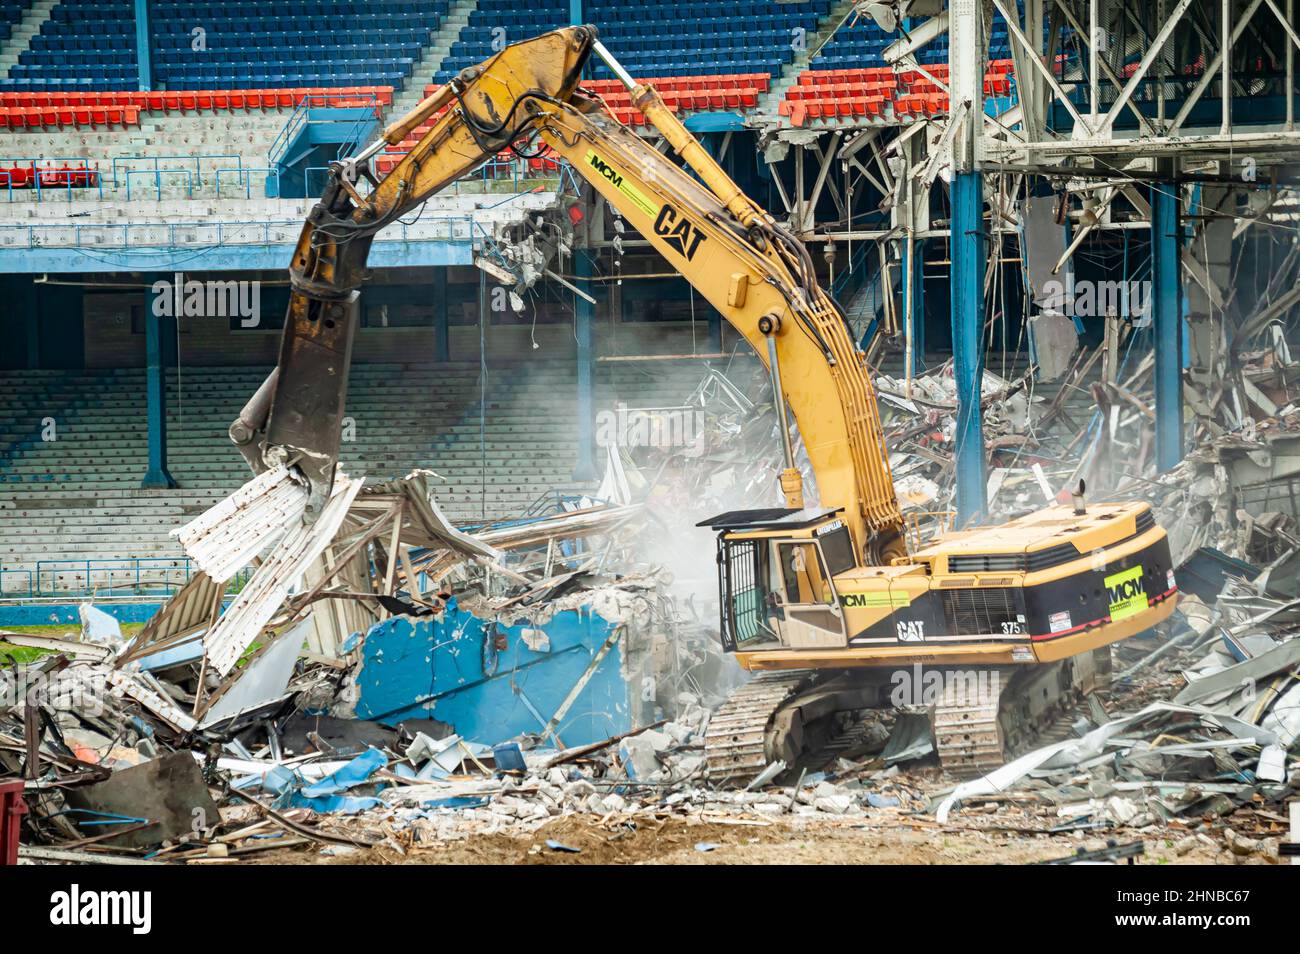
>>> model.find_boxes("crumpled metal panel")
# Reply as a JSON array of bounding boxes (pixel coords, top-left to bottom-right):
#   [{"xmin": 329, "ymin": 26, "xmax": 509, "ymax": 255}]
[
  {"xmin": 359, "ymin": 469, "xmax": 501, "ymax": 563},
  {"xmin": 352, "ymin": 601, "xmax": 630, "ymax": 748}
]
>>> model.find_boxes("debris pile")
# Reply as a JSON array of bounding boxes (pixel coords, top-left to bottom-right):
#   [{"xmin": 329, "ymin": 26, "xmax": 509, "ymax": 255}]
[
  {"xmin": 931, "ymin": 563, "xmax": 1300, "ymax": 862},
  {"xmin": 2, "ymin": 357, "xmax": 1297, "ymax": 865}
]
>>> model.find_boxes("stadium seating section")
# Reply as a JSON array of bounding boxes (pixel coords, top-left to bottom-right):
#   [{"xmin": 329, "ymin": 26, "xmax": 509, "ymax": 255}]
[
  {"xmin": 0, "ymin": 88, "xmax": 392, "ymax": 138},
  {"xmin": 780, "ymin": 60, "xmax": 1015, "ymax": 126},
  {"xmin": 8, "ymin": 0, "xmax": 444, "ymax": 90},
  {"xmin": 0, "ymin": 359, "xmax": 714, "ymax": 590},
  {"xmin": 435, "ymin": 0, "xmax": 832, "ymax": 83},
  {"xmin": 0, "ymin": 1, "xmax": 31, "ymax": 44}
]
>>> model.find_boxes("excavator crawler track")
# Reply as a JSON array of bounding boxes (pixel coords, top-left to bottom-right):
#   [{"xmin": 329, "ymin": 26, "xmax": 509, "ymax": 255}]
[
  {"xmin": 933, "ymin": 650, "xmax": 1112, "ymax": 778},
  {"xmin": 932, "ymin": 692, "xmax": 1006, "ymax": 778},
  {"xmin": 704, "ymin": 671, "xmax": 812, "ymax": 784}
]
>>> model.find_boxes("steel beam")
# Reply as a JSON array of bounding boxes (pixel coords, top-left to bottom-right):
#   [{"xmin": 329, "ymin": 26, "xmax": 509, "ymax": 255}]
[
  {"xmin": 141, "ymin": 301, "xmax": 176, "ymax": 489},
  {"xmin": 134, "ymin": 0, "xmax": 152, "ymax": 92},
  {"xmin": 572, "ymin": 249, "xmax": 597, "ymax": 482},
  {"xmin": 1101, "ymin": 0, "xmax": 1197, "ymax": 133},
  {"xmin": 903, "ymin": 236, "xmax": 926, "ymax": 377},
  {"xmin": 1151, "ymin": 177, "xmax": 1185, "ymax": 472}
]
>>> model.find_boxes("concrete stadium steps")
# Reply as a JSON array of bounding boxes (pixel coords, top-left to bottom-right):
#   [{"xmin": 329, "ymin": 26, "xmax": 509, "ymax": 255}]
[
  {"xmin": 0, "ymin": 108, "xmax": 294, "ymax": 201},
  {"xmin": 0, "ymin": 359, "xmax": 602, "ymax": 578},
  {"xmin": 0, "ymin": 0, "xmax": 53, "ymax": 75},
  {"xmin": 0, "ymin": 187, "xmax": 556, "ymax": 249},
  {"xmin": 381, "ymin": 0, "xmax": 476, "ymax": 122},
  {"xmin": 0, "ymin": 487, "xmax": 224, "ymax": 593}
]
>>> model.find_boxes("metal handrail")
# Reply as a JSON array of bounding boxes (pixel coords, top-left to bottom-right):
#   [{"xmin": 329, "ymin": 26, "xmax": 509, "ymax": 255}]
[
  {"xmin": 214, "ymin": 166, "xmax": 282, "ymax": 199},
  {"xmin": 0, "ymin": 568, "xmax": 33, "ymax": 599},
  {"xmin": 268, "ymin": 92, "xmax": 385, "ymax": 168},
  {"xmin": 0, "ymin": 157, "xmax": 103, "ymax": 202},
  {"xmin": 34, "ymin": 556, "xmax": 191, "ymax": 598},
  {"xmin": 23, "ymin": 557, "xmax": 253, "ymax": 599},
  {"xmin": 111, "ymin": 153, "xmax": 242, "ymax": 188},
  {"xmin": 125, "ymin": 168, "xmax": 194, "ymax": 201}
]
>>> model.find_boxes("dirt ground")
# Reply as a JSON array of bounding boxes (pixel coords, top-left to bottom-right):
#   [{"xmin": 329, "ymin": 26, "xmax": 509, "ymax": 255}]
[{"xmin": 248, "ymin": 814, "xmax": 1226, "ymax": 865}]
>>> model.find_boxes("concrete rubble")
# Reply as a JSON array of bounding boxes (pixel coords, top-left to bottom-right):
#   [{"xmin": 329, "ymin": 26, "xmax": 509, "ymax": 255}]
[{"xmin": 2, "ymin": 358, "xmax": 1298, "ymax": 865}]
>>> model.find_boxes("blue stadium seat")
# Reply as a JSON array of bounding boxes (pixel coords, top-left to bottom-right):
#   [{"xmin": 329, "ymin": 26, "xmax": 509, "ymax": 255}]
[
  {"xmin": 434, "ymin": 0, "xmax": 832, "ymax": 84},
  {"xmin": 1, "ymin": 0, "xmax": 447, "ymax": 91}
]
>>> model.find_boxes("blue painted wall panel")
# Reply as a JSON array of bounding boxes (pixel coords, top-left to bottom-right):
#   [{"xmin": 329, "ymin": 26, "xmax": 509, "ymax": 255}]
[
  {"xmin": 353, "ymin": 600, "xmax": 631, "ymax": 747},
  {"xmin": 0, "ymin": 240, "xmax": 473, "ymax": 274},
  {"xmin": 0, "ymin": 601, "xmax": 165, "ymax": 626}
]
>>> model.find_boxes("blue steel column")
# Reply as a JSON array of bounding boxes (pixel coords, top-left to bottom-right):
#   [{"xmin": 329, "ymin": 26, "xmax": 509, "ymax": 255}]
[
  {"xmin": 903, "ymin": 238, "xmax": 925, "ymax": 375},
  {"xmin": 950, "ymin": 173, "xmax": 986, "ymax": 523},
  {"xmin": 432, "ymin": 266, "xmax": 449, "ymax": 362},
  {"xmin": 947, "ymin": 0, "xmax": 986, "ymax": 524},
  {"xmin": 141, "ymin": 305, "xmax": 176, "ymax": 488},
  {"xmin": 573, "ymin": 250, "xmax": 597, "ymax": 481},
  {"xmin": 134, "ymin": 0, "xmax": 152, "ymax": 92},
  {"xmin": 1151, "ymin": 178, "xmax": 1184, "ymax": 471}
]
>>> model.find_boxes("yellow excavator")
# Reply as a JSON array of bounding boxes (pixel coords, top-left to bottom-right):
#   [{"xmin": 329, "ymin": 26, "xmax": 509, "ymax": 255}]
[{"xmin": 231, "ymin": 26, "xmax": 1178, "ymax": 780}]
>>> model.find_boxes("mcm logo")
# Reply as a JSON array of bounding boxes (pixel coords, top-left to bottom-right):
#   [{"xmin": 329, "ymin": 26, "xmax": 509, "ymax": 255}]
[
  {"xmin": 654, "ymin": 203, "xmax": 708, "ymax": 261},
  {"xmin": 587, "ymin": 151, "xmax": 624, "ymax": 188},
  {"xmin": 1103, "ymin": 565, "xmax": 1149, "ymax": 621}
]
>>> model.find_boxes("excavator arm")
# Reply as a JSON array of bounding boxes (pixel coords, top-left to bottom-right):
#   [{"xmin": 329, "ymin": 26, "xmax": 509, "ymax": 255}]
[
  {"xmin": 230, "ymin": 27, "xmax": 594, "ymax": 513},
  {"xmin": 530, "ymin": 57, "xmax": 905, "ymax": 563},
  {"xmin": 233, "ymin": 24, "xmax": 904, "ymax": 560}
]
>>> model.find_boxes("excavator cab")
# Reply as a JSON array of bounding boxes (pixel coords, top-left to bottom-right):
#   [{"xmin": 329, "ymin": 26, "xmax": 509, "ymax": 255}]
[{"xmin": 704, "ymin": 508, "xmax": 856, "ymax": 652}]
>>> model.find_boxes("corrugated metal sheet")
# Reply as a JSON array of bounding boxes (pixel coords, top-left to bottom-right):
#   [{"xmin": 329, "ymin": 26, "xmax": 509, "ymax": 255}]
[
  {"xmin": 302, "ymin": 546, "xmax": 377, "ymax": 659},
  {"xmin": 172, "ymin": 465, "xmax": 309, "ymax": 582},
  {"xmin": 117, "ymin": 570, "xmax": 223, "ymax": 667},
  {"xmin": 204, "ymin": 474, "xmax": 365, "ymax": 676},
  {"xmin": 106, "ymin": 669, "xmax": 198, "ymax": 733}
]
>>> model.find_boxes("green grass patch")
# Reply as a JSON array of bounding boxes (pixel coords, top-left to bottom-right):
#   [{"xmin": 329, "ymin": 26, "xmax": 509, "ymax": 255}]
[{"xmin": 0, "ymin": 622, "xmax": 146, "ymax": 663}]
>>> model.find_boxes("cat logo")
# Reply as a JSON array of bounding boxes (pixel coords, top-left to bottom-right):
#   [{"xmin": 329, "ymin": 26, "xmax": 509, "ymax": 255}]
[
  {"xmin": 654, "ymin": 203, "xmax": 708, "ymax": 261},
  {"xmin": 1104, "ymin": 565, "xmax": 1148, "ymax": 621}
]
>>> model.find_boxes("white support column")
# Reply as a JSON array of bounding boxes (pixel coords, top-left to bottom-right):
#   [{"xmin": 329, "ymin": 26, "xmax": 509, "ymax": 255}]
[
  {"xmin": 1222, "ymin": 0, "xmax": 1233, "ymax": 135},
  {"xmin": 1089, "ymin": 0, "xmax": 1100, "ymax": 131}
]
